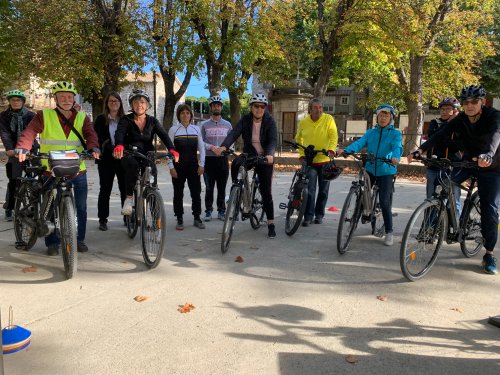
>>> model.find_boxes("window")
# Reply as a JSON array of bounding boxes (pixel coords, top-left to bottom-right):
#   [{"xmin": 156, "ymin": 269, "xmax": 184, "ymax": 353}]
[{"xmin": 340, "ymin": 96, "xmax": 349, "ymax": 105}]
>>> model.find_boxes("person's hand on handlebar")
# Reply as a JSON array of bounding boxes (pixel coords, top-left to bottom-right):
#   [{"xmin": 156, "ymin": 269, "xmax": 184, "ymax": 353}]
[
  {"xmin": 328, "ymin": 150, "xmax": 336, "ymax": 158},
  {"xmin": 407, "ymin": 149, "xmax": 422, "ymax": 163},
  {"xmin": 15, "ymin": 148, "xmax": 29, "ymax": 162},
  {"xmin": 266, "ymin": 155, "xmax": 274, "ymax": 164},
  {"xmin": 478, "ymin": 153, "xmax": 492, "ymax": 168},
  {"xmin": 391, "ymin": 157, "xmax": 399, "ymax": 165},
  {"xmin": 113, "ymin": 145, "xmax": 124, "ymax": 159}
]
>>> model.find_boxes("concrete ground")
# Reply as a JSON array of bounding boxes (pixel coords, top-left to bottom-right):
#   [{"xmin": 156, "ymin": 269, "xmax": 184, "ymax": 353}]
[{"xmin": 0, "ymin": 161, "xmax": 499, "ymax": 375}]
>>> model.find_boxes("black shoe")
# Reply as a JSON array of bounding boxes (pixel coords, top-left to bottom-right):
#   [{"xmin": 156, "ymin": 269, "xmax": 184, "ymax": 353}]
[
  {"xmin": 47, "ymin": 245, "xmax": 59, "ymax": 256},
  {"xmin": 194, "ymin": 218, "xmax": 206, "ymax": 229},
  {"xmin": 99, "ymin": 222, "xmax": 108, "ymax": 231},
  {"xmin": 302, "ymin": 219, "xmax": 311, "ymax": 227},
  {"xmin": 77, "ymin": 241, "xmax": 89, "ymax": 253},
  {"xmin": 176, "ymin": 218, "xmax": 184, "ymax": 231},
  {"xmin": 268, "ymin": 224, "xmax": 276, "ymax": 239},
  {"xmin": 314, "ymin": 217, "xmax": 323, "ymax": 224}
]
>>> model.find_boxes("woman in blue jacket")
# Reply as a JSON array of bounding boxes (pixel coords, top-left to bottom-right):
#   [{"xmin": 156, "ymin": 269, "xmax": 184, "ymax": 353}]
[{"xmin": 341, "ymin": 104, "xmax": 403, "ymax": 246}]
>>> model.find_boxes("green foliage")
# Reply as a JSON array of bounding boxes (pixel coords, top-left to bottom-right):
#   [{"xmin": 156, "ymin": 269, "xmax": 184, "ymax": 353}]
[{"xmin": 478, "ymin": 1, "xmax": 500, "ymax": 96}]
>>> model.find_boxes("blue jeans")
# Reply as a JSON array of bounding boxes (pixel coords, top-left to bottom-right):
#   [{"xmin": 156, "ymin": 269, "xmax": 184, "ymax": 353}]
[
  {"xmin": 369, "ymin": 174, "xmax": 395, "ymax": 234},
  {"xmin": 45, "ymin": 173, "xmax": 88, "ymax": 247},
  {"xmin": 305, "ymin": 165, "xmax": 330, "ymax": 221},
  {"xmin": 451, "ymin": 168, "xmax": 500, "ymax": 251}
]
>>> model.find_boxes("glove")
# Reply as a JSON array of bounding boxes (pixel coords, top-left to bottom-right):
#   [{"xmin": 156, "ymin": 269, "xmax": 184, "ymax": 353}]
[
  {"xmin": 411, "ymin": 149, "xmax": 422, "ymax": 159},
  {"xmin": 169, "ymin": 149, "xmax": 180, "ymax": 163},
  {"xmin": 113, "ymin": 145, "xmax": 124, "ymax": 153}
]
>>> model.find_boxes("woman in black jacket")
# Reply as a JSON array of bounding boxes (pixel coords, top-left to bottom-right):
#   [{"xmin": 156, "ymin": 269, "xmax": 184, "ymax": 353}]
[
  {"xmin": 218, "ymin": 93, "xmax": 278, "ymax": 239},
  {"xmin": 93, "ymin": 92, "xmax": 126, "ymax": 231}
]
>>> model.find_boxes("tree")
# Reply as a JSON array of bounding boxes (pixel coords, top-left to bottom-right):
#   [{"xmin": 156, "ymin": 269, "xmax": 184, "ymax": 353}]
[{"xmin": 479, "ymin": 1, "xmax": 500, "ymax": 97}]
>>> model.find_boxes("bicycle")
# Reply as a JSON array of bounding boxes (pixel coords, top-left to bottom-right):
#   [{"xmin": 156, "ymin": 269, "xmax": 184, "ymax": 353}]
[
  {"xmin": 14, "ymin": 150, "xmax": 91, "ymax": 279},
  {"xmin": 279, "ymin": 140, "xmax": 329, "ymax": 236},
  {"xmin": 221, "ymin": 151, "xmax": 266, "ymax": 254},
  {"xmin": 123, "ymin": 148, "xmax": 173, "ymax": 269},
  {"xmin": 400, "ymin": 156, "xmax": 481, "ymax": 281},
  {"xmin": 337, "ymin": 153, "xmax": 394, "ymax": 254}
]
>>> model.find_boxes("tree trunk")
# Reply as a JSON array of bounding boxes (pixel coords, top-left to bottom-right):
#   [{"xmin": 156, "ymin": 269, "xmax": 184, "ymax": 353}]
[
  {"xmin": 160, "ymin": 67, "xmax": 192, "ymax": 129},
  {"xmin": 206, "ymin": 61, "xmax": 223, "ymax": 96},
  {"xmin": 228, "ymin": 88, "xmax": 241, "ymax": 126},
  {"xmin": 404, "ymin": 55, "xmax": 425, "ymax": 154}
]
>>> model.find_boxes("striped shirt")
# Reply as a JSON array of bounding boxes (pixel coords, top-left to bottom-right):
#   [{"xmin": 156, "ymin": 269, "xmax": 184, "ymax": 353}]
[
  {"xmin": 200, "ymin": 117, "xmax": 232, "ymax": 157},
  {"xmin": 168, "ymin": 123, "xmax": 205, "ymax": 167}
]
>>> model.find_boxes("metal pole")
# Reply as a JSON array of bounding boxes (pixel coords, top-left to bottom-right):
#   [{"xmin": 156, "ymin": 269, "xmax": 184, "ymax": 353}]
[
  {"xmin": 1, "ymin": 308, "xmax": 4, "ymax": 375},
  {"xmin": 152, "ymin": 70, "xmax": 157, "ymax": 152}
]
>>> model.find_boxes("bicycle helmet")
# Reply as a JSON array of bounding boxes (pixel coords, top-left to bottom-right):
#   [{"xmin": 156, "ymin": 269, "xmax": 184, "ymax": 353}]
[
  {"xmin": 209, "ymin": 95, "xmax": 223, "ymax": 105},
  {"xmin": 128, "ymin": 89, "xmax": 151, "ymax": 106},
  {"xmin": 375, "ymin": 104, "xmax": 397, "ymax": 117},
  {"xmin": 322, "ymin": 161, "xmax": 343, "ymax": 181},
  {"xmin": 5, "ymin": 90, "xmax": 26, "ymax": 101},
  {"xmin": 438, "ymin": 97, "xmax": 460, "ymax": 108},
  {"xmin": 51, "ymin": 81, "xmax": 77, "ymax": 95},
  {"xmin": 459, "ymin": 85, "xmax": 486, "ymax": 100},
  {"xmin": 249, "ymin": 93, "xmax": 268, "ymax": 106}
]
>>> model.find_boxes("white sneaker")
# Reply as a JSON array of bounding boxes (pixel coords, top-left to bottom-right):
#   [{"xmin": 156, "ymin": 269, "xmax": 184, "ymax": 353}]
[
  {"xmin": 121, "ymin": 198, "xmax": 133, "ymax": 216},
  {"xmin": 384, "ymin": 233, "xmax": 394, "ymax": 246}
]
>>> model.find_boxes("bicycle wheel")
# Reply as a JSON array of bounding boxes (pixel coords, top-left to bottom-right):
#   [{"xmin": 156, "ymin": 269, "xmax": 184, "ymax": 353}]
[
  {"xmin": 59, "ymin": 195, "xmax": 78, "ymax": 279},
  {"xmin": 250, "ymin": 182, "xmax": 265, "ymax": 229},
  {"xmin": 285, "ymin": 178, "xmax": 308, "ymax": 236},
  {"xmin": 140, "ymin": 188, "xmax": 166, "ymax": 269},
  {"xmin": 460, "ymin": 192, "xmax": 482, "ymax": 258},
  {"xmin": 337, "ymin": 186, "xmax": 362, "ymax": 254},
  {"xmin": 14, "ymin": 182, "xmax": 38, "ymax": 250},
  {"xmin": 126, "ymin": 188, "xmax": 139, "ymax": 239},
  {"xmin": 221, "ymin": 185, "xmax": 241, "ymax": 254},
  {"xmin": 400, "ymin": 200, "xmax": 446, "ymax": 281}
]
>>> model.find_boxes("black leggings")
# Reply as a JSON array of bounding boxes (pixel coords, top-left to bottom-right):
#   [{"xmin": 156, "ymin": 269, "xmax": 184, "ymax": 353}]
[
  {"xmin": 121, "ymin": 155, "xmax": 157, "ymax": 196},
  {"xmin": 172, "ymin": 162, "xmax": 202, "ymax": 218}
]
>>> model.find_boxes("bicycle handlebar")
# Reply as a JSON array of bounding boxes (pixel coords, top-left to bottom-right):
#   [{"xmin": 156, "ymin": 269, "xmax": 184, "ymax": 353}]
[
  {"xmin": 283, "ymin": 140, "xmax": 329, "ymax": 157},
  {"xmin": 123, "ymin": 148, "xmax": 174, "ymax": 163},
  {"xmin": 413, "ymin": 154, "xmax": 478, "ymax": 169},
  {"xmin": 342, "ymin": 152, "xmax": 393, "ymax": 165}
]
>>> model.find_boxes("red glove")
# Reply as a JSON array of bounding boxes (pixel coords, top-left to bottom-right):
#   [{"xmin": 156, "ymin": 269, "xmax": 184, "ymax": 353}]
[
  {"xmin": 169, "ymin": 149, "xmax": 179, "ymax": 163},
  {"xmin": 328, "ymin": 150, "xmax": 336, "ymax": 157},
  {"xmin": 114, "ymin": 145, "xmax": 124, "ymax": 153}
]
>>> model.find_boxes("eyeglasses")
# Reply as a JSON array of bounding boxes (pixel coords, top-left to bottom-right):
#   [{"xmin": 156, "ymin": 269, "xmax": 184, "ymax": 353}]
[
  {"xmin": 252, "ymin": 104, "xmax": 266, "ymax": 109},
  {"xmin": 108, "ymin": 100, "xmax": 120, "ymax": 104},
  {"xmin": 461, "ymin": 99, "xmax": 481, "ymax": 106}
]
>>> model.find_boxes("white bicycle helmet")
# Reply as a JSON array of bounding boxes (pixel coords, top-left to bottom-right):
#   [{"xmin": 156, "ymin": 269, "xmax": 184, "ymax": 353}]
[
  {"xmin": 249, "ymin": 93, "xmax": 268, "ymax": 106},
  {"xmin": 209, "ymin": 95, "xmax": 223, "ymax": 105},
  {"xmin": 128, "ymin": 89, "xmax": 151, "ymax": 106}
]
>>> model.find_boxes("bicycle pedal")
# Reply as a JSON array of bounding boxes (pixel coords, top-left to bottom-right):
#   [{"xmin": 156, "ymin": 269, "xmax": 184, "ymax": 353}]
[{"xmin": 279, "ymin": 203, "xmax": 287, "ymax": 210}]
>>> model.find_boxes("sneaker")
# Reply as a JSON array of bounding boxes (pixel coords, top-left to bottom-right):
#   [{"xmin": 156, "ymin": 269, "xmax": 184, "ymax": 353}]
[
  {"xmin": 218, "ymin": 211, "xmax": 225, "ymax": 221},
  {"xmin": 268, "ymin": 224, "xmax": 276, "ymax": 239},
  {"xmin": 77, "ymin": 241, "xmax": 89, "ymax": 253},
  {"xmin": 384, "ymin": 233, "xmax": 394, "ymax": 246},
  {"xmin": 204, "ymin": 211, "xmax": 212, "ymax": 222},
  {"xmin": 176, "ymin": 219, "xmax": 184, "ymax": 231},
  {"xmin": 47, "ymin": 245, "xmax": 59, "ymax": 256},
  {"xmin": 314, "ymin": 217, "xmax": 323, "ymax": 224},
  {"xmin": 194, "ymin": 218, "xmax": 206, "ymax": 229},
  {"xmin": 99, "ymin": 222, "xmax": 108, "ymax": 231},
  {"xmin": 302, "ymin": 219, "xmax": 311, "ymax": 227},
  {"xmin": 5, "ymin": 209, "xmax": 13, "ymax": 222},
  {"xmin": 121, "ymin": 197, "xmax": 133, "ymax": 216},
  {"xmin": 482, "ymin": 254, "xmax": 498, "ymax": 275}
]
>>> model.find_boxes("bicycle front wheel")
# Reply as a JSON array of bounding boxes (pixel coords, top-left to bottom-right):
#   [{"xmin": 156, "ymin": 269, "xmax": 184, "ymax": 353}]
[
  {"xmin": 250, "ymin": 182, "xmax": 265, "ymax": 229},
  {"xmin": 140, "ymin": 188, "xmax": 166, "ymax": 269},
  {"xmin": 60, "ymin": 195, "xmax": 78, "ymax": 279},
  {"xmin": 285, "ymin": 179, "xmax": 308, "ymax": 236},
  {"xmin": 221, "ymin": 186, "xmax": 241, "ymax": 254},
  {"xmin": 400, "ymin": 200, "xmax": 445, "ymax": 281},
  {"xmin": 14, "ymin": 182, "xmax": 38, "ymax": 250},
  {"xmin": 126, "ymin": 188, "xmax": 139, "ymax": 239},
  {"xmin": 337, "ymin": 186, "xmax": 362, "ymax": 254},
  {"xmin": 460, "ymin": 192, "xmax": 482, "ymax": 258}
]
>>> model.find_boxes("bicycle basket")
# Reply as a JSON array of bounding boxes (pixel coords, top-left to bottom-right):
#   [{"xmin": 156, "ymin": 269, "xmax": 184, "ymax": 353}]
[
  {"xmin": 322, "ymin": 160, "xmax": 342, "ymax": 181},
  {"xmin": 48, "ymin": 150, "xmax": 80, "ymax": 177}
]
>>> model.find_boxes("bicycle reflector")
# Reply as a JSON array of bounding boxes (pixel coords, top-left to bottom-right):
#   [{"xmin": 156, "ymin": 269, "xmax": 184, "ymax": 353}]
[{"xmin": 322, "ymin": 161, "xmax": 343, "ymax": 181}]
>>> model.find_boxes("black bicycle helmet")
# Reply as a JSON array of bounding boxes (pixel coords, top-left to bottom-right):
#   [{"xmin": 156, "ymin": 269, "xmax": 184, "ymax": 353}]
[
  {"xmin": 459, "ymin": 85, "xmax": 486, "ymax": 101},
  {"xmin": 322, "ymin": 161, "xmax": 343, "ymax": 181}
]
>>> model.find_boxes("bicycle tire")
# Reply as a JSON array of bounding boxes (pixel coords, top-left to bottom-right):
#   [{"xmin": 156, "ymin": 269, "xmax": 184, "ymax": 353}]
[
  {"xmin": 285, "ymin": 179, "xmax": 308, "ymax": 236},
  {"xmin": 140, "ymin": 188, "xmax": 166, "ymax": 269},
  {"xmin": 337, "ymin": 186, "xmax": 362, "ymax": 254},
  {"xmin": 400, "ymin": 200, "xmax": 446, "ymax": 281},
  {"xmin": 460, "ymin": 192, "xmax": 482, "ymax": 258},
  {"xmin": 221, "ymin": 185, "xmax": 241, "ymax": 254},
  {"xmin": 13, "ymin": 182, "xmax": 38, "ymax": 250},
  {"xmin": 60, "ymin": 195, "xmax": 78, "ymax": 279},
  {"xmin": 126, "ymin": 188, "xmax": 139, "ymax": 239},
  {"xmin": 250, "ymin": 182, "xmax": 265, "ymax": 229}
]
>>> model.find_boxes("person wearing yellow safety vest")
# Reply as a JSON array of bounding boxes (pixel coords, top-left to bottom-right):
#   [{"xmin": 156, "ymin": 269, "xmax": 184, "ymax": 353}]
[{"xmin": 16, "ymin": 81, "xmax": 100, "ymax": 256}]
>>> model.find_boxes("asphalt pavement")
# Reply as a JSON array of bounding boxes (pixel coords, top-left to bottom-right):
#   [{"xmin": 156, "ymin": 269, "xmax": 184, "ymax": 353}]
[{"xmin": 0, "ymin": 161, "xmax": 499, "ymax": 375}]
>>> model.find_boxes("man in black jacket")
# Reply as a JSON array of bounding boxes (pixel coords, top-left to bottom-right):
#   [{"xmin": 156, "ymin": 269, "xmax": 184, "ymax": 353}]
[
  {"xmin": 0, "ymin": 90, "xmax": 35, "ymax": 221},
  {"xmin": 410, "ymin": 85, "xmax": 500, "ymax": 275},
  {"xmin": 217, "ymin": 93, "xmax": 278, "ymax": 239}
]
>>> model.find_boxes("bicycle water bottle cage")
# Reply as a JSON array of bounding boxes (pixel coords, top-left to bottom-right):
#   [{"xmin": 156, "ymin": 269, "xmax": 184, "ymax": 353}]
[{"xmin": 48, "ymin": 150, "xmax": 80, "ymax": 177}]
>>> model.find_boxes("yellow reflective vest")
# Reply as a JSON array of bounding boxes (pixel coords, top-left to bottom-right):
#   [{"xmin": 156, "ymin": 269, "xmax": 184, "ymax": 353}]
[{"xmin": 39, "ymin": 109, "xmax": 86, "ymax": 172}]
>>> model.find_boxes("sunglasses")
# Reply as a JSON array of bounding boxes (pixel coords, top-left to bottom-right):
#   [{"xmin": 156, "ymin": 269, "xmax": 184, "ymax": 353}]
[
  {"xmin": 461, "ymin": 99, "xmax": 481, "ymax": 106},
  {"xmin": 252, "ymin": 104, "xmax": 266, "ymax": 109}
]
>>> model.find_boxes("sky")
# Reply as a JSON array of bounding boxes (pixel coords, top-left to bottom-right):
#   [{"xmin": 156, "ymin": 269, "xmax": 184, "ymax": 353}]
[{"xmin": 179, "ymin": 74, "xmax": 252, "ymax": 99}]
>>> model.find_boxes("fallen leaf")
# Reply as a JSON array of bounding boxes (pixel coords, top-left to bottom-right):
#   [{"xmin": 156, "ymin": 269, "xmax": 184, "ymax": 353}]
[
  {"xmin": 134, "ymin": 295, "xmax": 149, "ymax": 302},
  {"xmin": 450, "ymin": 307, "xmax": 463, "ymax": 313},
  {"xmin": 235, "ymin": 256, "xmax": 244, "ymax": 263},
  {"xmin": 327, "ymin": 206, "xmax": 339, "ymax": 212},
  {"xmin": 250, "ymin": 246, "xmax": 259, "ymax": 250},
  {"xmin": 178, "ymin": 303, "xmax": 195, "ymax": 313},
  {"xmin": 22, "ymin": 266, "xmax": 37, "ymax": 273},
  {"xmin": 345, "ymin": 355, "xmax": 359, "ymax": 364},
  {"xmin": 376, "ymin": 295, "xmax": 388, "ymax": 301}
]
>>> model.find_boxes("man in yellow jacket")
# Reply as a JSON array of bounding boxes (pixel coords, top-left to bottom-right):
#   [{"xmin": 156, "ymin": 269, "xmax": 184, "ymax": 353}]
[{"xmin": 295, "ymin": 98, "xmax": 338, "ymax": 226}]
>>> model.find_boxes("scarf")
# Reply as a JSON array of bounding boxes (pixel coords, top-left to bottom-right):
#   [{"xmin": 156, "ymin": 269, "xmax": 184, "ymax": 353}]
[{"xmin": 9, "ymin": 106, "xmax": 28, "ymax": 140}]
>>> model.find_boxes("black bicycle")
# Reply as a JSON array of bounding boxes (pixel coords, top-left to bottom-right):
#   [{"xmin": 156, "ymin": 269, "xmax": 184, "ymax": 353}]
[
  {"xmin": 337, "ymin": 153, "xmax": 394, "ymax": 254},
  {"xmin": 279, "ymin": 140, "xmax": 329, "ymax": 236},
  {"xmin": 14, "ymin": 150, "xmax": 90, "ymax": 279},
  {"xmin": 221, "ymin": 152, "xmax": 266, "ymax": 254},
  {"xmin": 123, "ymin": 148, "xmax": 173, "ymax": 269},
  {"xmin": 400, "ymin": 156, "xmax": 481, "ymax": 281}
]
